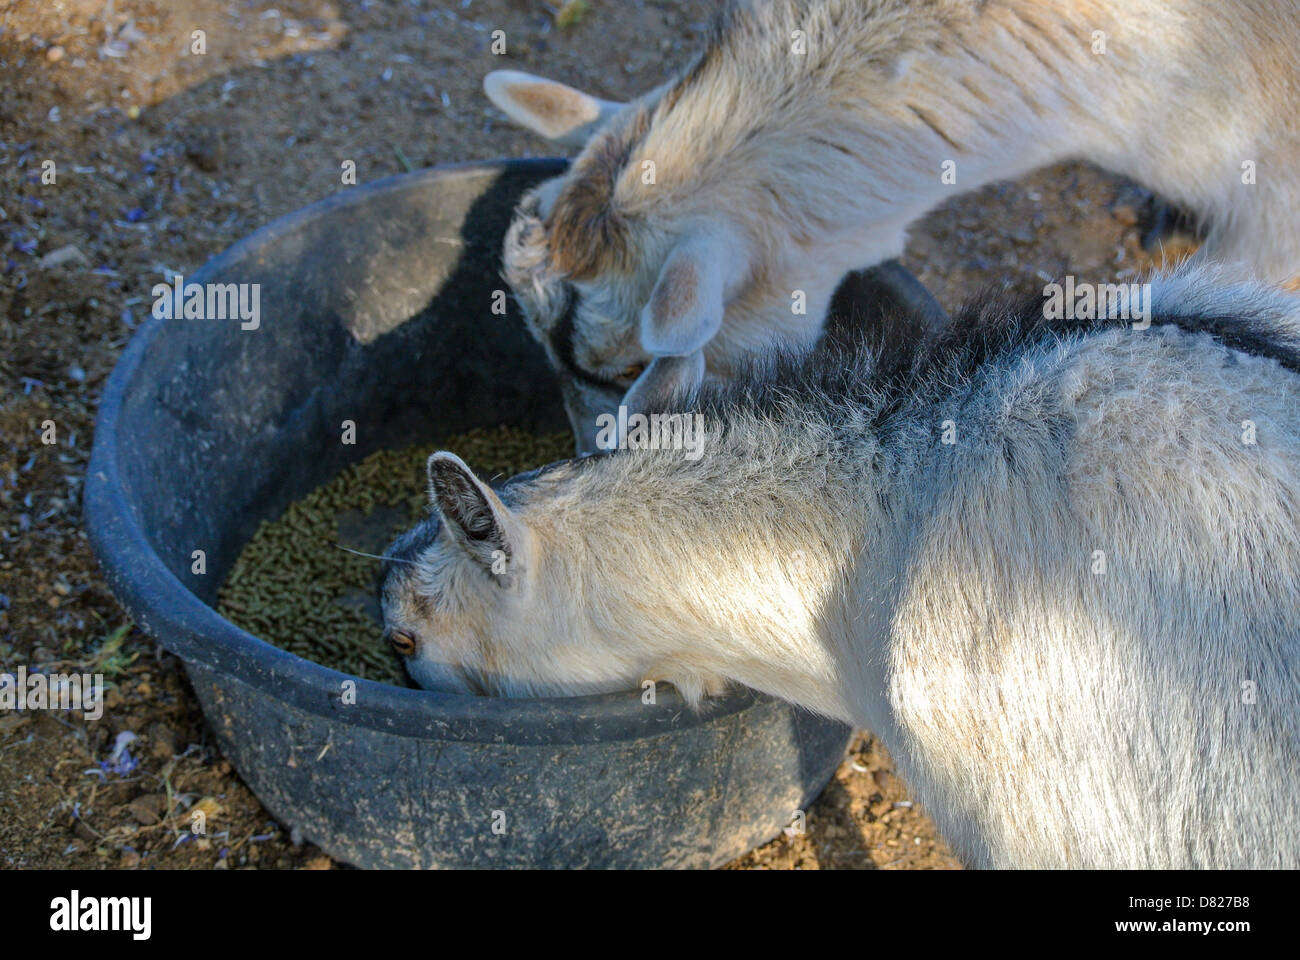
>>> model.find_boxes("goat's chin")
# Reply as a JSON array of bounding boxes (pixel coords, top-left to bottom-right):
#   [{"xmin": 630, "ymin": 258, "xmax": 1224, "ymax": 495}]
[
  {"xmin": 406, "ymin": 658, "xmax": 476, "ymax": 695},
  {"xmin": 475, "ymin": 669, "xmax": 638, "ymax": 700}
]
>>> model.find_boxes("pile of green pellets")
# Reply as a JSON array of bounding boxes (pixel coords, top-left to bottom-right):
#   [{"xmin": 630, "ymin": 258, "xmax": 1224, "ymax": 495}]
[{"xmin": 217, "ymin": 425, "xmax": 573, "ymax": 686}]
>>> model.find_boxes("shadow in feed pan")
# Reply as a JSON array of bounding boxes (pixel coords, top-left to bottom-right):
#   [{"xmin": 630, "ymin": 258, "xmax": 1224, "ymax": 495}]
[{"xmin": 84, "ymin": 159, "xmax": 948, "ymax": 868}]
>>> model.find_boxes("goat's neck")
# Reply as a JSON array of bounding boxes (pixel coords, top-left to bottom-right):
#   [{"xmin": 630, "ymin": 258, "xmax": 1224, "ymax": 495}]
[
  {"xmin": 527, "ymin": 426, "xmax": 912, "ymax": 729},
  {"xmin": 668, "ymin": 2, "xmax": 1146, "ymax": 283},
  {"xmin": 828, "ymin": 47, "xmax": 1125, "ymax": 239}
]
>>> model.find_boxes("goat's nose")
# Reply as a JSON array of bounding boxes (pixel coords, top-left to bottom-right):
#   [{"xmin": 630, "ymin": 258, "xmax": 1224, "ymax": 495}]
[{"xmin": 390, "ymin": 631, "xmax": 417, "ymax": 657}]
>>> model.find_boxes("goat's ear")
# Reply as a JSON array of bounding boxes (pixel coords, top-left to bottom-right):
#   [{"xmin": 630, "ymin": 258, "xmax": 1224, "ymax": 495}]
[
  {"xmin": 640, "ymin": 234, "xmax": 735, "ymax": 357},
  {"xmin": 427, "ymin": 453, "xmax": 522, "ymax": 582},
  {"xmin": 483, "ymin": 70, "xmax": 625, "ymax": 147},
  {"xmin": 622, "ymin": 352, "xmax": 705, "ymax": 414}
]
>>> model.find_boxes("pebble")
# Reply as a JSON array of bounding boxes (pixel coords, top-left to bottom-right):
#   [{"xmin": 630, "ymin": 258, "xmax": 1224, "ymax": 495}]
[
  {"xmin": 46, "ymin": 45, "xmax": 65, "ymax": 63},
  {"xmin": 147, "ymin": 722, "xmax": 176, "ymax": 759},
  {"xmin": 1111, "ymin": 203, "xmax": 1140, "ymax": 226},
  {"xmin": 127, "ymin": 794, "xmax": 166, "ymax": 826},
  {"xmin": 1008, "ymin": 225, "xmax": 1036, "ymax": 246},
  {"xmin": 37, "ymin": 244, "xmax": 89, "ymax": 270}
]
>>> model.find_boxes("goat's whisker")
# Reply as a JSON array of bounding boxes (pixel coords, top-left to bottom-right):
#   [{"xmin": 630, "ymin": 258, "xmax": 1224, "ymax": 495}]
[{"xmin": 333, "ymin": 544, "xmax": 417, "ymax": 564}]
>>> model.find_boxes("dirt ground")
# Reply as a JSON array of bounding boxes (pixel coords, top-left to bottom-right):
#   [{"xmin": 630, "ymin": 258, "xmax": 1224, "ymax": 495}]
[{"xmin": 0, "ymin": 0, "xmax": 1197, "ymax": 870}]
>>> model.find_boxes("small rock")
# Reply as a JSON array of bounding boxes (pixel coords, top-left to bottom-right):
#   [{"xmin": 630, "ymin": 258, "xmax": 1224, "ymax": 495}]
[
  {"xmin": 1111, "ymin": 203, "xmax": 1140, "ymax": 226},
  {"xmin": 554, "ymin": 0, "xmax": 590, "ymax": 29},
  {"xmin": 1008, "ymin": 225, "xmax": 1036, "ymax": 246},
  {"xmin": 189, "ymin": 796, "xmax": 223, "ymax": 824},
  {"xmin": 302, "ymin": 855, "xmax": 333, "ymax": 870},
  {"xmin": 46, "ymin": 45, "xmax": 65, "ymax": 62},
  {"xmin": 127, "ymin": 793, "xmax": 167, "ymax": 826},
  {"xmin": 183, "ymin": 130, "xmax": 224, "ymax": 172},
  {"xmin": 37, "ymin": 244, "xmax": 89, "ymax": 270},
  {"xmin": 147, "ymin": 722, "xmax": 176, "ymax": 759}
]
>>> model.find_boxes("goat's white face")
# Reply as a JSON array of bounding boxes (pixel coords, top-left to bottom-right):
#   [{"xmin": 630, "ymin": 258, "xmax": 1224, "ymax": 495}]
[
  {"xmin": 502, "ymin": 186, "xmax": 655, "ymax": 452},
  {"xmin": 379, "ymin": 453, "xmax": 640, "ymax": 698},
  {"xmin": 490, "ymin": 71, "xmax": 748, "ymax": 454}
]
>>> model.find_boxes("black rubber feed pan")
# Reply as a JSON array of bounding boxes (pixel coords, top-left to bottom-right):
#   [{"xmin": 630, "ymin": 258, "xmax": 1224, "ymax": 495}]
[{"xmin": 85, "ymin": 159, "xmax": 945, "ymax": 869}]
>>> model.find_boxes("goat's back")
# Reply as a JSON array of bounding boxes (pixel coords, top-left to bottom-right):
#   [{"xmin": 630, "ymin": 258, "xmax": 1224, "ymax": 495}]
[{"xmin": 879, "ymin": 294, "xmax": 1300, "ymax": 868}]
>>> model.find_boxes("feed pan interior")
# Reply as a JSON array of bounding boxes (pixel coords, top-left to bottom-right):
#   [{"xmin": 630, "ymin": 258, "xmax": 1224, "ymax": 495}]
[{"xmin": 84, "ymin": 158, "xmax": 947, "ymax": 866}]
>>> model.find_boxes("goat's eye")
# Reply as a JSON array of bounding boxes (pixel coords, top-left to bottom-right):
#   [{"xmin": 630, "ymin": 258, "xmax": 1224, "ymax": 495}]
[
  {"xmin": 618, "ymin": 362, "xmax": 646, "ymax": 382},
  {"xmin": 390, "ymin": 631, "xmax": 417, "ymax": 657}
]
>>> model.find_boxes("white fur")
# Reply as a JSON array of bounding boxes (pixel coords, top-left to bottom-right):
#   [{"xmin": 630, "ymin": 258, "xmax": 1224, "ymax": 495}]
[
  {"xmin": 385, "ymin": 263, "xmax": 1300, "ymax": 868},
  {"xmin": 495, "ymin": 0, "xmax": 1300, "ymax": 446}
]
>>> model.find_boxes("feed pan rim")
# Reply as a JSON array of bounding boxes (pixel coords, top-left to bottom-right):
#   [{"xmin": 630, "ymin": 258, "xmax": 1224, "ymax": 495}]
[{"xmin": 84, "ymin": 157, "xmax": 776, "ymax": 746}]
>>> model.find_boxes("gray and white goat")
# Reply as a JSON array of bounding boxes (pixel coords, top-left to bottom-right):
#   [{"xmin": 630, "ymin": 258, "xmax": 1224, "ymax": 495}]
[
  {"xmin": 383, "ymin": 264, "xmax": 1300, "ymax": 868},
  {"xmin": 489, "ymin": 0, "xmax": 1300, "ymax": 450}
]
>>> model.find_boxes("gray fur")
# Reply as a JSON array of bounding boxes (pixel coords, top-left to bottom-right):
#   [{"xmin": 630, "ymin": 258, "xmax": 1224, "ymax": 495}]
[{"xmin": 383, "ymin": 264, "xmax": 1300, "ymax": 867}]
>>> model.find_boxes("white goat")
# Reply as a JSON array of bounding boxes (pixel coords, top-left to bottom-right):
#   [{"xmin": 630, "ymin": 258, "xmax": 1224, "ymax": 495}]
[
  {"xmin": 382, "ymin": 264, "xmax": 1300, "ymax": 868},
  {"xmin": 489, "ymin": 0, "xmax": 1300, "ymax": 450}
]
